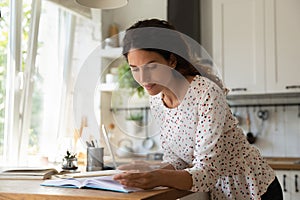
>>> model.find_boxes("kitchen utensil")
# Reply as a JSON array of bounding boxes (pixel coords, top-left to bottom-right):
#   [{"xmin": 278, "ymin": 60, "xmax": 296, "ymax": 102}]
[
  {"xmin": 274, "ymin": 106, "xmax": 278, "ymax": 132},
  {"xmin": 142, "ymin": 137, "xmax": 155, "ymax": 150},
  {"xmin": 246, "ymin": 107, "xmax": 256, "ymax": 144},
  {"xmin": 116, "ymin": 138, "xmax": 134, "ymax": 158},
  {"xmin": 256, "ymin": 108, "xmax": 269, "ymax": 138},
  {"xmin": 257, "ymin": 109, "xmax": 269, "ymax": 121},
  {"xmin": 142, "ymin": 109, "xmax": 155, "ymax": 150},
  {"xmin": 233, "ymin": 107, "xmax": 242, "ymax": 125}
]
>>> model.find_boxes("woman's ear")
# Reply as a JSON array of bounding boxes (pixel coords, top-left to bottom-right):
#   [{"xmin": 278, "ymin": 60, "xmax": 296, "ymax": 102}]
[{"xmin": 169, "ymin": 54, "xmax": 177, "ymax": 68}]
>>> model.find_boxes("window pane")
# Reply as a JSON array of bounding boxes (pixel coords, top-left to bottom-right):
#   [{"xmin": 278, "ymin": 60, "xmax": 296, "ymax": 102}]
[
  {"xmin": 0, "ymin": 0, "xmax": 31, "ymax": 163},
  {"xmin": 28, "ymin": 2, "xmax": 99, "ymax": 164},
  {"xmin": 0, "ymin": 1, "xmax": 9, "ymax": 160},
  {"xmin": 2, "ymin": 0, "xmax": 99, "ymax": 165},
  {"xmin": 28, "ymin": 1, "xmax": 62, "ymax": 162}
]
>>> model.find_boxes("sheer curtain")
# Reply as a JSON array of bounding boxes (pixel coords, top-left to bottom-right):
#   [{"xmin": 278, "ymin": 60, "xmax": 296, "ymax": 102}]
[{"xmin": 2, "ymin": 0, "xmax": 97, "ymax": 166}]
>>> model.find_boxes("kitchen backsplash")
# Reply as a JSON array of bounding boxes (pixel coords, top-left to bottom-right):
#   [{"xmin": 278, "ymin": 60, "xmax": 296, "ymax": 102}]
[{"xmin": 229, "ymin": 101, "xmax": 300, "ymax": 158}]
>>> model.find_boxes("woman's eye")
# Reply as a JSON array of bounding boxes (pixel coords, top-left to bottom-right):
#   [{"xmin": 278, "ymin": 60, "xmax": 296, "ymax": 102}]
[
  {"xmin": 146, "ymin": 63, "xmax": 157, "ymax": 69},
  {"xmin": 130, "ymin": 67, "xmax": 139, "ymax": 72}
]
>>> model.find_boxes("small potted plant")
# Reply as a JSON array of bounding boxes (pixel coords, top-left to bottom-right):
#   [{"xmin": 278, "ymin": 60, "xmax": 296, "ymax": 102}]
[
  {"xmin": 62, "ymin": 150, "xmax": 78, "ymax": 170},
  {"xmin": 126, "ymin": 112, "xmax": 144, "ymax": 134}
]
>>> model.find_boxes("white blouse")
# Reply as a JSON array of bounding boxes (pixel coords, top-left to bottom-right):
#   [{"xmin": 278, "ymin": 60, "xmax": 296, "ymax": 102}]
[{"xmin": 150, "ymin": 75, "xmax": 275, "ymax": 200}]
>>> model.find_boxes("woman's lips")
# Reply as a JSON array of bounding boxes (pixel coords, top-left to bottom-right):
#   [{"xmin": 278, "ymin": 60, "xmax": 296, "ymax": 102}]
[{"xmin": 144, "ymin": 84, "xmax": 155, "ymax": 90}]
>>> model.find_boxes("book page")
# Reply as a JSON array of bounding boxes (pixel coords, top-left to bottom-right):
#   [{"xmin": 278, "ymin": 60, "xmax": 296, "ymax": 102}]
[
  {"xmin": 41, "ymin": 175, "xmax": 142, "ymax": 193},
  {"xmin": 57, "ymin": 169, "xmax": 122, "ymax": 178},
  {"xmin": 83, "ymin": 176, "xmax": 141, "ymax": 193},
  {"xmin": 41, "ymin": 178, "xmax": 84, "ymax": 188}
]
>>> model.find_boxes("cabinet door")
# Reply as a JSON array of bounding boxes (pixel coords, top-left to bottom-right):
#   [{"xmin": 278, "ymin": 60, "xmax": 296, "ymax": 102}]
[
  {"xmin": 290, "ymin": 171, "xmax": 300, "ymax": 199},
  {"xmin": 265, "ymin": 0, "xmax": 300, "ymax": 93},
  {"xmin": 212, "ymin": 0, "xmax": 265, "ymax": 95},
  {"xmin": 276, "ymin": 170, "xmax": 291, "ymax": 200}
]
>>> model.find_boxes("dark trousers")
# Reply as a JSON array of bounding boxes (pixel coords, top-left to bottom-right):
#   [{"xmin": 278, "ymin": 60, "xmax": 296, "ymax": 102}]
[{"xmin": 261, "ymin": 177, "xmax": 283, "ymax": 200}]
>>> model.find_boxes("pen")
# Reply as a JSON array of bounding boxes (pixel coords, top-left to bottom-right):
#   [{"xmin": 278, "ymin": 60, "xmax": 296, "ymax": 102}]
[
  {"xmin": 86, "ymin": 141, "xmax": 92, "ymax": 147},
  {"xmin": 95, "ymin": 140, "xmax": 99, "ymax": 147},
  {"xmin": 91, "ymin": 140, "xmax": 95, "ymax": 147}
]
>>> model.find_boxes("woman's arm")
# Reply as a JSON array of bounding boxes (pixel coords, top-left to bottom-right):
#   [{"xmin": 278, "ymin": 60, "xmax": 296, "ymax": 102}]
[{"xmin": 113, "ymin": 168, "xmax": 193, "ymax": 190}]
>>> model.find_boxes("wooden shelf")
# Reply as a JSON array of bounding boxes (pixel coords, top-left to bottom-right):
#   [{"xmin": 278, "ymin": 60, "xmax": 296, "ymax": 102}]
[
  {"xmin": 99, "ymin": 47, "xmax": 123, "ymax": 59},
  {"xmin": 265, "ymin": 157, "xmax": 300, "ymax": 170},
  {"xmin": 99, "ymin": 83, "xmax": 118, "ymax": 92}
]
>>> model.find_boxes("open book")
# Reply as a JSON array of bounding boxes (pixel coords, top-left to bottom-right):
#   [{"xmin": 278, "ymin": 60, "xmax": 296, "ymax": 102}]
[
  {"xmin": 56, "ymin": 169, "xmax": 121, "ymax": 178},
  {"xmin": 41, "ymin": 175, "xmax": 142, "ymax": 193},
  {"xmin": 0, "ymin": 167, "xmax": 58, "ymax": 180}
]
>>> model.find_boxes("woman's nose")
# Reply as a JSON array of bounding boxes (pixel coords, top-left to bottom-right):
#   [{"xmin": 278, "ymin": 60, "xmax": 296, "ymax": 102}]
[{"xmin": 139, "ymin": 67, "xmax": 149, "ymax": 83}]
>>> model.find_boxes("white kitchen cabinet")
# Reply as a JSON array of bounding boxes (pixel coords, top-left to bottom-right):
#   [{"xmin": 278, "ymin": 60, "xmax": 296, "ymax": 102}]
[
  {"xmin": 210, "ymin": 0, "xmax": 266, "ymax": 95},
  {"xmin": 276, "ymin": 170, "xmax": 300, "ymax": 200},
  {"xmin": 201, "ymin": 0, "xmax": 300, "ymax": 95},
  {"xmin": 265, "ymin": 0, "xmax": 300, "ymax": 94}
]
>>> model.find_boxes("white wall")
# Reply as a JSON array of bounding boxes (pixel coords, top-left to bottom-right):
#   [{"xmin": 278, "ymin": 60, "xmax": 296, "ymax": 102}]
[
  {"xmin": 110, "ymin": 0, "xmax": 167, "ymax": 31},
  {"xmin": 230, "ymin": 102, "xmax": 300, "ymax": 158},
  {"xmin": 100, "ymin": 0, "xmax": 167, "ymax": 40}
]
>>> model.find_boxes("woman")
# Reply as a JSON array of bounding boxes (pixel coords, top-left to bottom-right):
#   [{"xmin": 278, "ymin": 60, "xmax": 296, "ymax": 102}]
[{"xmin": 113, "ymin": 19, "xmax": 283, "ymax": 200}]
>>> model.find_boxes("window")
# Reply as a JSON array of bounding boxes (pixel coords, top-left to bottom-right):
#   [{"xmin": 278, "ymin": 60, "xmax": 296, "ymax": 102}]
[
  {"xmin": 0, "ymin": 1, "xmax": 9, "ymax": 160},
  {"xmin": 1, "ymin": 0, "xmax": 99, "ymax": 166},
  {"xmin": 0, "ymin": 0, "xmax": 32, "ymax": 164}
]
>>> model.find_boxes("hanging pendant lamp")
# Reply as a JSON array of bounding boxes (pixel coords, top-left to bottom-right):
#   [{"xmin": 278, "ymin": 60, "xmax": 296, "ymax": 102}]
[{"xmin": 75, "ymin": 0, "xmax": 128, "ymax": 9}]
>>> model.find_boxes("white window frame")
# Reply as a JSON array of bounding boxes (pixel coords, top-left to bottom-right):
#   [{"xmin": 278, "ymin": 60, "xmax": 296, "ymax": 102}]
[
  {"xmin": 4, "ymin": 0, "xmax": 76, "ymax": 166},
  {"xmin": 4, "ymin": 0, "xmax": 24, "ymax": 165},
  {"xmin": 18, "ymin": 0, "xmax": 41, "ymax": 164}
]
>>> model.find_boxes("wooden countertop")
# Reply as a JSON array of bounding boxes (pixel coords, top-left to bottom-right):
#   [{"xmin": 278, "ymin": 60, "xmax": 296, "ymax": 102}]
[
  {"xmin": 264, "ymin": 157, "xmax": 300, "ymax": 170},
  {"xmin": 0, "ymin": 179, "xmax": 193, "ymax": 200}
]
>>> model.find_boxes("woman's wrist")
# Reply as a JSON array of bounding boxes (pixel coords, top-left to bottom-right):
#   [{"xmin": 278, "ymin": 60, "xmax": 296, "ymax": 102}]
[{"xmin": 155, "ymin": 169, "xmax": 192, "ymax": 190}]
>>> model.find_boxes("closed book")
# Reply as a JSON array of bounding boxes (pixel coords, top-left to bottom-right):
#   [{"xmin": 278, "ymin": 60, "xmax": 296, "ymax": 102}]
[{"xmin": 0, "ymin": 167, "xmax": 58, "ymax": 180}]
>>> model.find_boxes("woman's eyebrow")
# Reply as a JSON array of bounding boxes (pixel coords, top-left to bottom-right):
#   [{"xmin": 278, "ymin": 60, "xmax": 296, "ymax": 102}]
[{"xmin": 129, "ymin": 60, "xmax": 157, "ymax": 68}]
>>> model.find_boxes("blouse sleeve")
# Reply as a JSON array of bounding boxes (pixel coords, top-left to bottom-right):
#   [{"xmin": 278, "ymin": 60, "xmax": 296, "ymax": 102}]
[
  {"xmin": 184, "ymin": 81, "xmax": 228, "ymax": 192},
  {"xmin": 162, "ymin": 147, "xmax": 189, "ymax": 170}
]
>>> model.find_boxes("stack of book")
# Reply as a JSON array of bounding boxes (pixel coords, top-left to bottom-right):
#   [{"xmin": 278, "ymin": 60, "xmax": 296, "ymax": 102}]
[{"xmin": 0, "ymin": 167, "xmax": 58, "ymax": 180}]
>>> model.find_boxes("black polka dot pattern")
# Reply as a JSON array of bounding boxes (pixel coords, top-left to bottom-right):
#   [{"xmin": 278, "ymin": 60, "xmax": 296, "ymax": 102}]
[{"xmin": 150, "ymin": 75, "xmax": 275, "ymax": 199}]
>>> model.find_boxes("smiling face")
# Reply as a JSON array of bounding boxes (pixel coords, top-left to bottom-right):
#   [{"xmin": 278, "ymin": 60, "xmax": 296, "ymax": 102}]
[{"xmin": 127, "ymin": 49, "xmax": 176, "ymax": 96}]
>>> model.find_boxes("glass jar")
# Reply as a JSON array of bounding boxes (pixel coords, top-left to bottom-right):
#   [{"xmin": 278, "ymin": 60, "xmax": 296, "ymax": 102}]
[{"xmin": 62, "ymin": 157, "xmax": 78, "ymax": 170}]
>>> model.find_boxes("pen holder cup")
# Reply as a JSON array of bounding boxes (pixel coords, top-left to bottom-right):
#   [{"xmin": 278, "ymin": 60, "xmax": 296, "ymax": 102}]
[{"xmin": 86, "ymin": 147, "xmax": 104, "ymax": 171}]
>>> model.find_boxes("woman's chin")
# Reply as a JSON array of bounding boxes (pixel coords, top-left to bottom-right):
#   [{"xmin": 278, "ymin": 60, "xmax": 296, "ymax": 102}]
[
  {"xmin": 144, "ymin": 87, "xmax": 161, "ymax": 96},
  {"xmin": 146, "ymin": 90, "xmax": 159, "ymax": 96}
]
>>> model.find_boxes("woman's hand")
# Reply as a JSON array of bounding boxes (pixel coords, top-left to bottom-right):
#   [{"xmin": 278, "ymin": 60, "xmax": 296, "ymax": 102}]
[
  {"xmin": 113, "ymin": 170, "xmax": 161, "ymax": 189},
  {"xmin": 113, "ymin": 169, "xmax": 193, "ymax": 191}
]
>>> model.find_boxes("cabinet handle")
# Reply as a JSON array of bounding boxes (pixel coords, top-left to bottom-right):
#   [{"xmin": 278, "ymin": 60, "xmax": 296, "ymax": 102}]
[
  {"xmin": 295, "ymin": 174, "xmax": 299, "ymax": 193},
  {"xmin": 231, "ymin": 88, "xmax": 247, "ymax": 92},
  {"xmin": 286, "ymin": 85, "xmax": 300, "ymax": 89},
  {"xmin": 283, "ymin": 174, "xmax": 287, "ymax": 192}
]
